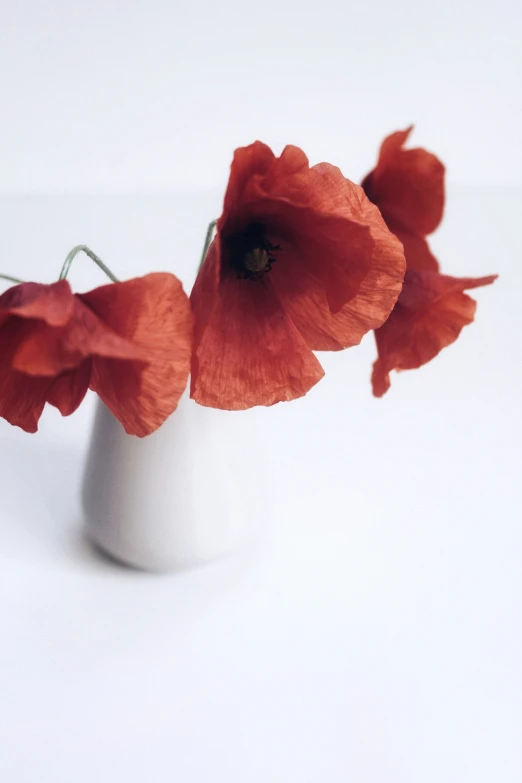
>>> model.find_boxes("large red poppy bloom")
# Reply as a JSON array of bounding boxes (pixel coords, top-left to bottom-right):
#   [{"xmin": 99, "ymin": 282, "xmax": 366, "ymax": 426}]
[
  {"xmin": 0, "ymin": 273, "xmax": 192, "ymax": 435},
  {"xmin": 190, "ymin": 141, "xmax": 406, "ymax": 409},
  {"xmin": 362, "ymin": 127, "xmax": 497, "ymax": 396}
]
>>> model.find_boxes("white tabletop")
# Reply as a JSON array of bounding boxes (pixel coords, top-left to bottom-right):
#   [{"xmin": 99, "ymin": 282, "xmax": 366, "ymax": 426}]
[{"xmin": 0, "ymin": 189, "xmax": 520, "ymax": 782}]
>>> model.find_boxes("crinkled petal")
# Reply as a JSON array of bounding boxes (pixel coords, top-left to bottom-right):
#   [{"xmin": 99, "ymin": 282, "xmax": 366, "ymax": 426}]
[
  {"xmin": 398, "ymin": 270, "xmax": 498, "ymax": 310},
  {"xmin": 191, "ymin": 238, "xmax": 221, "ymax": 356},
  {"xmin": 0, "ymin": 280, "xmax": 74, "ymax": 329},
  {"xmin": 385, "ymin": 218, "xmax": 440, "ymax": 273},
  {"xmin": 271, "ymin": 219, "xmax": 406, "ymax": 351},
  {"xmin": 0, "ymin": 319, "xmax": 51, "ymax": 432},
  {"xmin": 46, "ymin": 362, "xmax": 93, "ymax": 416},
  {"xmin": 222, "ymin": 141, "xmax": 278, "ymax": 219},
  {"xmin": 375, "ymin": 127, "xmax": 414, "ymax": 170},
  {"xmin": 371, "ymin": 270, "xmax": 497, "ymax": 396},
  {"xmin": 278, "ymin": 205, "xmax": 374, "ymax": 314},
  {"xmin": 84, "ymin": 273, "xmax": 192, "ymax": 437},
  {"xmin": 270, "ymin": 170, "xmax": 406, "ymax": 350},
  {"xmin": 190, "ymin": 269, "xmax": 325, "ymax": 410},
  {"xmin": 222, "ymin": 144, "xmax": 315, "ymax": 233},
  {"xmin": 13, "ymin": 297, "xmax": 147, "ymax": 376},
  {"xmin": 362, "ymin": 127, "xmax": 445, "ymax": 236},
  {"xmin": 300, "ymin": 163, "xmax": 377, "ymax": 313},
  {"xmin": 0, "ymin": 371, "xmax": 50, "ymax": 432}
]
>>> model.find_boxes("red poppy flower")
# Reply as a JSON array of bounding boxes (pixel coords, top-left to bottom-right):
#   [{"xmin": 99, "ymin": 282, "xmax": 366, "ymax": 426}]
[
  {"xmin": 0, "ymin": 273, "xmax": 192, "ymax": 435},
  {"xmin": 362, "ymin": 127, "xmax": 497, "ymax": 396},
  {"xmin": 190, "ymin": 141, "xmax": 406, "ymax": 409}
]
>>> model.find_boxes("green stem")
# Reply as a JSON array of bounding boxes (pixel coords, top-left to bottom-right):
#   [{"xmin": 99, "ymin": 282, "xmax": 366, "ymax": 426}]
[
  {"xmin": 198, "ymin": 220, "xmax": 217, "ymax": 272},
  {"xmin": 0, "ymin": 273, "xmax": 25, "ymax": 285},
  {"xmin": 59, "ymin": 245, "xmax": 119, "ymax": 283}
]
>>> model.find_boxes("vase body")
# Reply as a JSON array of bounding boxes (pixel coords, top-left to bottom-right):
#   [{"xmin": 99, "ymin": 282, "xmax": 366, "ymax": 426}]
[{"xmin": 82, "ymin": 391, "xmax": 266, "ymax": 571}]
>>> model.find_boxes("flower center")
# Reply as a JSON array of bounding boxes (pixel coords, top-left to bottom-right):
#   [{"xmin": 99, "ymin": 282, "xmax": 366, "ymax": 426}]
[
  {"xmin": 244, "ymin": 248, "xmax": 270, "ymax": 273},
  {"xmin": 226, "ymin": 222, "xmax": 280, "ymax": 281}
]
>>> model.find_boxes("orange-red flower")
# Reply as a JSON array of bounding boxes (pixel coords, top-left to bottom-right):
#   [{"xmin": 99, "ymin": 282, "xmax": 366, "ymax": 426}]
[
  {"xmin": 362, "ymin": 127, "xmax": 497, "ymax": 396},
  {"xmin": 0, "ymin": 273, "xmax": 192, "ymax": 435},
  {"xmin": 190, "ymin": 141, "xmax": 406, "ymax": 409}
]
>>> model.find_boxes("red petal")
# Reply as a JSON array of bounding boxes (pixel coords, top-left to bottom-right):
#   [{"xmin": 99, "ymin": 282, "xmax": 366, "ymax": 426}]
[
  {"xmin": 13, "ymin": 297, "xmax": 147, "ymax": 376},
  {"xmin": 0, "ymin": 319, "xmax": 51, "ymax": 432},
  {"xmin": 46, "ymin": 362, "xmax": 92, "ymax": 416},
  {"xmin": 270, "ymin": 177, "xmax": 406, "ymax": 350},
  {"xmin": 222, "ymin": 141, "xmax": 276, "ymax": 220},
  {"xmin": 371, "ymin": 270, "xmax": 497, "ymax": 396},
  {"xmin": 84, "ymin": 273, "xmax": 192, "ymax": 437},
  {"xmin": 375, "ymin": 127, "xmax": 414, "ymax": 170},
  {"xmin": 362, "ymin": 127, "xmax": 445, "ymax": 236},
  {"xmin": 190, "ymin": 269, "xmax": 325, "ymax": 410},
  {"xmin": 0, "ymin": 280, "xmax": 74, "ymax": 329},
  {"xmin": 398, "ymin": 271, "xmax": 498, "ymax": 310},
  {"xmin": 0, "ymin": 371, "xmax": 50, "ymax": 433},
  {"xmin": 284, "ymin": 210, "xmax": 374, "ymax": 315},
  {"xmin": 301, "ymin": 163, "xmax": 377, "ymax": 313},
  {"xmin": 222, "ymin": 143, "xmax": 313, "ymax": 231},
  {"xmin": 191, "ymin": 238, "xmax": 221, "ymax": 357},
  {"xmin": 385, "ymin": 218, "xmax": 440, "ymax": 272}
]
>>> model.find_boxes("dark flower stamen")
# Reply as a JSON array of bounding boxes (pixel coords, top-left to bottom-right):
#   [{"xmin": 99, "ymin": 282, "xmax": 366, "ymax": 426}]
[{"xmin": 226, "ymin": 222, "xmax": 280, "ymax": 281}]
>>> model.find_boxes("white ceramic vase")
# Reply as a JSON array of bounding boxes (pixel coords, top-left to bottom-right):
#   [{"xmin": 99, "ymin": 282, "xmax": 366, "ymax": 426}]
[{"xmin": 82, "ymin": 390, "xmax": 266, "ymax": 571}]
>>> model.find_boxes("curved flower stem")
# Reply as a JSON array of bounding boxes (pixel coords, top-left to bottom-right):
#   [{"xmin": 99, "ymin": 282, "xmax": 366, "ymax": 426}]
[
  {"xmin": 0, "ymin": 273, "xmax": 25, "ymax": 285},
  {"xmin": 198, "ymin": 220, "xmax": 217, "ymax": 273},
  {"xmin": 59, "ymin": 245, "xmax": 119, "ymax": 283}
]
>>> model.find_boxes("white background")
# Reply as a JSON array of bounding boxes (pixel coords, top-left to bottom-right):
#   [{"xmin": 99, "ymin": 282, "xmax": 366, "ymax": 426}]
[
  {"xmin": 1, "ymin": 1, "xmax": 521, "ymax": 781},
  {"xmin": 1, "ymin": 0, "xmax": 521, "ymax": 193}
]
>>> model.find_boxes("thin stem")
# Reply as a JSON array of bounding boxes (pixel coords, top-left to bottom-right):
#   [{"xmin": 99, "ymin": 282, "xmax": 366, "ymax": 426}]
[
  {"xmin": 59, "ymin": 245, "xmax": 119, "ymax": 283},
  {"xmin": 0, "ymin": 273, "xmax": 24, "ymax": 285},
  {"xmin": 198, "ymin": 220, "xmax": 217, "ymax": 272}
]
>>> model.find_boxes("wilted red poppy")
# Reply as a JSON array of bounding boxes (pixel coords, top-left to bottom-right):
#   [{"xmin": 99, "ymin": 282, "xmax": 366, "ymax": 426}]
[
  {"xmin": 0, "ymin": 273, "xmax": 192, "ymax": 435},
  {"xmin": 362, "ymin": 127, "xmax": 497, "ymax": 396},
  {"xmin": 190, "ymin": 141, "xmax": 406, "ymax": 409}
]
